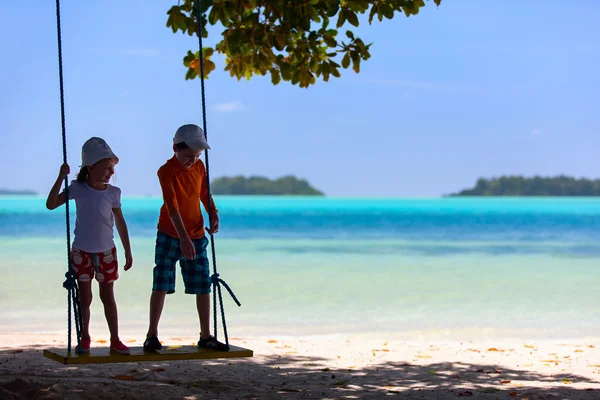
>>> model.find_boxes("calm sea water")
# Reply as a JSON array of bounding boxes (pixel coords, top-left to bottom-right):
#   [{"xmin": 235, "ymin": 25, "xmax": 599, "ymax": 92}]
[{"xmin": 1, "ymin": 196, "xmax": 599, "ymax": 340}]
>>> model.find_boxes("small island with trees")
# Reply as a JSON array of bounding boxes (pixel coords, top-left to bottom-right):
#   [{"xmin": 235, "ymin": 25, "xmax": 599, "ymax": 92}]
[
  {"xmin": 0, "ymin": 189, "xmax": 37, "ymax": 196},
  {"xmin": 449, "ymin": 176, "xmax": 600, "ymax": 196},
  {"xmin": 211, "ymin": 175, "xmax": 324, "ymax": 196}
]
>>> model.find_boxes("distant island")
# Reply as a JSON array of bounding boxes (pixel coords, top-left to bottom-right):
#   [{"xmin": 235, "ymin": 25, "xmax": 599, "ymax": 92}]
[
  {"xmin": 211, "ymin": 175, "xmax": 324, "ymax": 196},
  {"xmin": 449, "ymin": 176, "xmax": 600, "ymax": 196},
  {"xmin": 0, "ymin": 188, "xmax": 37, "ymax": 195}
]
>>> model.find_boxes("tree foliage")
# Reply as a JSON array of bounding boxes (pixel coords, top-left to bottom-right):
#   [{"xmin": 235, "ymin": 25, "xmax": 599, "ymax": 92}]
[
  {"xmin": 167, "ymin": 0, "xmax": 441, "ymax": 88},
  {"xmin": 450, "ymin": 176, "xmax": 600, "ymax": 197},
  {"xmin": 211, "ymin": 175, "xmax": 324, "ymax": 195}
]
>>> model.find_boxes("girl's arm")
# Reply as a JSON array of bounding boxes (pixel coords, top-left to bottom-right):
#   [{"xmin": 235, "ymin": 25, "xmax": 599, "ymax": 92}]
[
  {"xmin": 46, "ymin": 163, "xmax": 70, "ymax": 210},
  {"xmin": 113, "ymin": 207, "xmax": 133, "ymax": 271}
]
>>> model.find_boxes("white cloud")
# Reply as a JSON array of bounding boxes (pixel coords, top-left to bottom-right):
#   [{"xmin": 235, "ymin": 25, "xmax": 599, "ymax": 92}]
[
  {"xmin": 212, "ymin": 101, "xmax": 245, "ymax": 112},
  {"xmin": 531, "ymin": 128, "xmax": 542, "ymax": 136},
  {"xmin": 119, "ymin": 49, "xmax": 160, "ymax": 58}
]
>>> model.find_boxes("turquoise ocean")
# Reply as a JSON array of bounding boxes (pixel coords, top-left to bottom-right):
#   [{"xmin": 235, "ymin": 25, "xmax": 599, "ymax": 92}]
[{"xmin": 1, "ymin": 196, "xmax": 599, "ymax": 341}]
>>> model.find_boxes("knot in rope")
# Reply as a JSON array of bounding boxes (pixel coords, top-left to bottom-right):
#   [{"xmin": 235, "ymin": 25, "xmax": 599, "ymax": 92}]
[
  {"xmin": 210, "ymin": 273, "xmax": 241, "ymax": 307},
  {"xmin": 63, "ymin": 271, "xmax": 77, "ymax": 291}
]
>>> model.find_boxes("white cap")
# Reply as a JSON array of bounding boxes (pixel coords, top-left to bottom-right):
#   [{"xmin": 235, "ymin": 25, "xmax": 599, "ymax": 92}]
[
  {"xmin": 81, "ymin": 137, "xmax": 119, "ymax": 167},
  {"xmin": 173, "ymin": 124, "xmax": 211, "ymax": 150}
]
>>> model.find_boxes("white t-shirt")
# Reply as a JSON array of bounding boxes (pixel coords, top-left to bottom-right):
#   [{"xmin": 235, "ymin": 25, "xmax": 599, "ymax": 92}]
[{"xmin": 68, "ymin": 181, "xmax": 121, "ymax": 253}]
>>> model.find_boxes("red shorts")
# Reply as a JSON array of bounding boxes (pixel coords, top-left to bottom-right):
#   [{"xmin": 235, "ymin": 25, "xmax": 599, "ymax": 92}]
[{"xmin": 71, "ymin": 248, "xmax": 119, "ymax": 284}]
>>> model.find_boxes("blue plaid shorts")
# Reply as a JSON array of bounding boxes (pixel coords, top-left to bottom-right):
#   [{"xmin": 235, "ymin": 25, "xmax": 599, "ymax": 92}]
[{"xmin": 153, "ymin": 231, "xmax": 211, "ymax": 295}]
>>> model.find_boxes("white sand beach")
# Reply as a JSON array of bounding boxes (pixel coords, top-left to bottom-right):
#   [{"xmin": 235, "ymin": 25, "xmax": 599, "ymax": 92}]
[{"xmin": 1, "ymin": 333, "xmax": 598, "ymax": 399}]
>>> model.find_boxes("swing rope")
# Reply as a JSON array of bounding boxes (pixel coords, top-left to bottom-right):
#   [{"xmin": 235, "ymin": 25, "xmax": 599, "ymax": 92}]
[
  {"xmin": 195, "ymin": 0, "xmax": 241, "ymax": 350},
  {"xmin": 55, "ymin": 0, "xmax": 83, "ymax": 354}
]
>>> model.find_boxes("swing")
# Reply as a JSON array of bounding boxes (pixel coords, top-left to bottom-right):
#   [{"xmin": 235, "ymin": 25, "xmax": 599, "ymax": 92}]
[{"xmin": 43, "ymin": 0, "xmax": 252, "ymax": 365}]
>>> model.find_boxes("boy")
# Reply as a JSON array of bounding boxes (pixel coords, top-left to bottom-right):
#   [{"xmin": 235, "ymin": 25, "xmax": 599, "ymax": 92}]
[{"xmin": 144, "ymin": 124, "xmax": 228, "ymax": 352}]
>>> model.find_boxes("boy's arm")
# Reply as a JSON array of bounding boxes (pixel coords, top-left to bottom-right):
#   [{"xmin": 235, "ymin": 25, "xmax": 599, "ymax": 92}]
[
  {"xmin": 46, "ymin": 163, "xmax": 70, "ymax": 210},
  {"xmin": 169, "ymin": 213, "xmax": 190, "ymax": 239},
  {"xmin": 170, "ymin": 212, "xmax": 196, "ymax": 260},
  {"xmin": 113, "ymin": 208, "xmax": 133, "ymax": 270},
  {"xmin": 199, "ymin": 167, "xmax": 219, "ymax": 234}
]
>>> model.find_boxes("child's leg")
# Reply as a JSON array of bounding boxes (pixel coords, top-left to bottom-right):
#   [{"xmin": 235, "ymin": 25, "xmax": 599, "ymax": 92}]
[
  {"xmin": 181, "ymin": 236, "xmax": 212, "ymax": 337},
  {"xmin": 147, "ymin": 290, "xmax": 167, "ymax": 337},
  {"xmin": 78, "ymin": 281, "xmax": 93, "ymax": 341},
  {"xmin": 183, "ymin": 236, "xmax": 227, "ymax": 350},
  {"xmin": 89, "ymin": 248, "xmax": 121, "ymax": 342},
  {"xmin": 71, "ymin": 249, "xmax": 95, "ymax": 341},
  {"xmin": 98, "ymin": 282, "xmax": 130, "ymax": 355},
  {"xmin": 99, "ymin": 282, "xmax": 119, "ymax": 342},
  {"xmin": 195, "ymin": 291, "xmax": 228, "ymax": 351},
  {"xmin": 147, "ymin": 232, "xmax": 180, "ymax": 339},
  {"xmin": 196, "ymin": 294, "xmax": 211, "ymax": 339}
]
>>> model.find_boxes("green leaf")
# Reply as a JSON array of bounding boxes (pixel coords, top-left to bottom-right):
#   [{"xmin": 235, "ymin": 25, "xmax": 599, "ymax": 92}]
[
  {"xmin": 275, "ymin": 33, "xmax": 286, "ymax": 49},
  {"xmin": 183, "ymin": 50, "xmax": 197, "ymax": 67},
  {"xmin": 166, "ymin": 13, "xmax": 175, "ymax": 30},
  {"xmin": 300, "ymin": 14, "xmax": 311, "ymax": 31},
  {"xmin": 346, "ymin": 30, "xmax": 354, "ymax": 39},
  {"xmin": 323, "ymin": 36, "xmax": 337, "ymax": 47},
  {"xmin": 341, "ymin": 53, "xmax": 350, "ymax": 69},
  {"xmin": 280, "ymin": 64, "xmax": 291, "ymax": 81},
  {"xmin": 331, "ymin": 66, "xmax": 340, "ymax": 78},
  {"xmin": 198, "ymin": 0, "xmax": 211, "ymax": 13},
  {"xmin": 270, "ymin": 68, "xmax": 281, "ymax": 85},
  {"xmin": 185, "ymin": 67, "xmax": 197, "ymax": 80},
  {"xmin": 203, "ymin": 47, "xmax": 214, "ymax": 57},
  {"xmin": 291, "ymin": 70, "xmax": 299, "ymax": 85},
  {"xmin": 205, "ymin": 60, "xmax": 215, "ymax": 78},
  {"xmin": 354, "ymin": 38, "xmax": 366, "ymax": 53},
  {"xmin": 346, "ymin": 10, "xmax": 359, "ymax": 27},
  {"xmin": 352, "ymin": 57, "xmax": 360, "ymax": 73},
  {"xmin": 327, "ymin": 5, "xmax": 339, "ymax": 17},
  {"xmin": 383, "ymin": 5, "xmax": 394, "ymax": 20},
  {"xmin": 176, "ymin": 15, "xmax": 187, "ymax": 31},
  {"xmin": 208, "ymin": 7, "xmax": 219, "ymax": 25},
  {"xmin": 307, "ymin": 5, "xmax": 321, "ymax": 22},
  {"xmin": 368, "ymin": 5, "xmax": 377, "ymax": 24},
  {"xmin": 310, "ymin": 57, "xmax": 320, "ymax": 71},
  {"xmin": 187, "ymin": 21, "xmax": 198, "ymax": 36},
  {"xmin": 336, "ymin": 11, "xmax": 346, "ymax": 28}
]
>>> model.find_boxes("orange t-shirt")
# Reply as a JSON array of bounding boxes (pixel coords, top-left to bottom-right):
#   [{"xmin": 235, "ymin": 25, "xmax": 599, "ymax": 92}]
[{"xmin": 157, "ymin": 156, "xmax": 217, "ymax": 239}]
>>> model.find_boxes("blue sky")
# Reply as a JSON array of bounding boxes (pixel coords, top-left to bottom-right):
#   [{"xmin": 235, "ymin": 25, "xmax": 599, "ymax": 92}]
[{"xmin": 1, "ymin": 0, "xmax": 599, "ymax": 197}]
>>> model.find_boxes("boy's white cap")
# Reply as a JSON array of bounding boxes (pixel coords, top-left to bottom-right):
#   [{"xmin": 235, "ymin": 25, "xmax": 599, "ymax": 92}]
[
  {"xmin": 174, "ymin": 124, "xmax": 211, "ymax": 150},
  {"xmin": 81, "ymin": 137, "xmax": 119, "ymax": 167}
]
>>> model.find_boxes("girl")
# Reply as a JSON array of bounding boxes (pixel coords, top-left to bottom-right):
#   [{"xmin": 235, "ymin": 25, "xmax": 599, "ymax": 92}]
[{"xmin": 46, "ymin": 137, "xmax": 133, "ymax": 355}]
